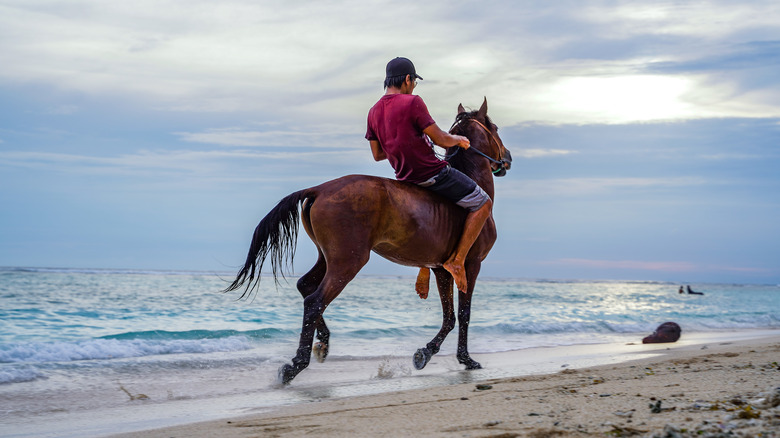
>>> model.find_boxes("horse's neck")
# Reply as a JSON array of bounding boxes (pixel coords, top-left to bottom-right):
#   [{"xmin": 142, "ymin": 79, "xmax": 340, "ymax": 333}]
[
  {"xmin": 463, "ymin": 163, "xmax": 496, "ymax": 201},
  {"xmin": 476, "ymin": 173, "xmax": 496, "ymax": 200}
]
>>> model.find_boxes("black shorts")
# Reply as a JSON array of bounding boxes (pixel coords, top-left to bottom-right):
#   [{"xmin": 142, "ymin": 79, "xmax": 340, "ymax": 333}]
[{"xmin": 417, "ymin": 165, "xmax": 490, "ymax": 212}]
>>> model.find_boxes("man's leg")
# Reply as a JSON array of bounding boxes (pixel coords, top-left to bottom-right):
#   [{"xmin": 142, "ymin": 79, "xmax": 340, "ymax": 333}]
[{"xmin": 443, "ymin": 199, "xmax": 492, "ymax": 291}]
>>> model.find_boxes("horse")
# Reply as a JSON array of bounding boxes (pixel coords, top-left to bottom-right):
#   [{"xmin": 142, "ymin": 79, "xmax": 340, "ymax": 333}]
[{"xmin": 224, "ymin": 98, "xmax": 512, "ymax": 384}]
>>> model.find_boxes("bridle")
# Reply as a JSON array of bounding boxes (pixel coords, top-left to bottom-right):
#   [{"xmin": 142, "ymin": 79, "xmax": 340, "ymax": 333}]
[{"xmin": 448, "ymin": 117, "xmax": 510, "ymax": 174}]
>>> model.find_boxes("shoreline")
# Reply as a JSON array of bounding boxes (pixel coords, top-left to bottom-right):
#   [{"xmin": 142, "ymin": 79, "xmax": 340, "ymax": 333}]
[{"xmin": 106, "ymin": 330, "xmax": 780, "ymax": 438}]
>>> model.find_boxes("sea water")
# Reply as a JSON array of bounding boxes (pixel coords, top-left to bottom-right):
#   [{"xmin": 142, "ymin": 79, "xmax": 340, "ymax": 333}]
[{"xmin": 1, "ymin": 267, "xmax": 778, "ymax": 437}]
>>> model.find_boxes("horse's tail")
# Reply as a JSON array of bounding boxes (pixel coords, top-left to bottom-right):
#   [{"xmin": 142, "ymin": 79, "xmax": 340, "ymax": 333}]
[{"xmin": 223, "ymin": 189, "xmax": 311, "ymax": 299}]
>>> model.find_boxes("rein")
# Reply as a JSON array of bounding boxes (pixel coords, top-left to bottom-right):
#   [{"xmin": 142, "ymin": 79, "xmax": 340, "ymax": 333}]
[{"xmin": 447, "ymin": 117, "xmax": 507, "ymax": 174}]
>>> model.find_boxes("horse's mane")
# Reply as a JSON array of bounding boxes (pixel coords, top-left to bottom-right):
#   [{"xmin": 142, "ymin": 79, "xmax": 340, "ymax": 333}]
[{"xmin": 445, "ymin": 110, "xmax": 494, "ymax": 175}]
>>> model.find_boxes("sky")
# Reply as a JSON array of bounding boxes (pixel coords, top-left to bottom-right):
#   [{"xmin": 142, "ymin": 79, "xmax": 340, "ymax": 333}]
[{"xmin": 1, "ymin": 0, "xmax": 778, "ymax": 284}]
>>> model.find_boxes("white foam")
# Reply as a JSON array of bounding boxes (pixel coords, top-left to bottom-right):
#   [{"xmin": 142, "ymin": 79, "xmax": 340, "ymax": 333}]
[
  {"xmin": 0, "ymin": 337, "xmax": 255, "ymax": 364},
  {"xmin": 0, "ymin": 365, "xmax": 46, "ymax": 384}
]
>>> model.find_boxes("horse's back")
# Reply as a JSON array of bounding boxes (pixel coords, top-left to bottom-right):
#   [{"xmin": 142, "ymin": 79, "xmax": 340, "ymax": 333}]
[
  {"xmin": 309, "ymin": 174, "xmax": 447, "ymax": 211},
  {"xmin": 304, "ymin": 175, "xmax": 466, "ymax": 267}
]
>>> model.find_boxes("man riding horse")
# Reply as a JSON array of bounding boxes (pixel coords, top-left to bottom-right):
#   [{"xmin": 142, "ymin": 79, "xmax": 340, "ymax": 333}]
[
  {"xmin": 366, "ymin": 57, "xmax": 493, "ymax": 293},
  {"xmin": 224, "ymin": 57, "xmax": 512, "ymax": 384}
]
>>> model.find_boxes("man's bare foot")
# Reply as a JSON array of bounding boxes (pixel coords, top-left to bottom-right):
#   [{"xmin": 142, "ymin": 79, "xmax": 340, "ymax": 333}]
[
  {"xmin": 443, "ymin": 261, "xmax": 468, "ymax": 291},
  {"xmin": 415, "ymin": 268, "xmax": 430, "ymax": 299}
]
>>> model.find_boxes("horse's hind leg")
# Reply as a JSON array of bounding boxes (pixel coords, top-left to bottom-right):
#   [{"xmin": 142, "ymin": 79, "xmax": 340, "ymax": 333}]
[
  {"xmin": 456, "ymin": 261, "xmax": 482, "ymax": 370},
  {"xmin": 280, "ymin": 255, "xmax": 368, "ymax": 384},
  {"xmin": 296, "ymin": 253, "xmax": 329, "ymax": 363},
  {"xmin": 413, "ymin": 268, "xmax": 456, "ymax": 370}
]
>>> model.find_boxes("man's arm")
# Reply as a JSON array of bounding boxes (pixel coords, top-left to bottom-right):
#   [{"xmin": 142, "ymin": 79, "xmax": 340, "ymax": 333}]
[
  {"xmin": 369, "ymin": 140, "xmax": 387, "ymax": 161},
  {"xmin": 423, "ymin": 123, "xmax": 470, "ymax": 149}
]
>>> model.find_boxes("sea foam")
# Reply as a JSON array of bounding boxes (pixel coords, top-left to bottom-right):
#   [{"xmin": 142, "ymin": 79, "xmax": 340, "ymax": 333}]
[{"xmin": 0, "ymin": 336, "xmax": 254, "ymax": 364}]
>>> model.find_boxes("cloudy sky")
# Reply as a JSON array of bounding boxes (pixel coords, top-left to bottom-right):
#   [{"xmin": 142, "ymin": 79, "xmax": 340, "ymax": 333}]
[{"xmin": 1, "ymin": 0, "xmax": 778, "ymax": 284}]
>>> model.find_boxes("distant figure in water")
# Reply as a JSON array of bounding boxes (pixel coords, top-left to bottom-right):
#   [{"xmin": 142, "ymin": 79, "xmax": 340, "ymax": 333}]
[
  {"xmin": 687, "ymin": 285, "xmax": 704, "ymax": 295},
  {"xmin": 643, "ymin": 321, "xmax": 681, "ymax": 344},
  {"xmin": 678, "ymin": 286, "xmax": 684, "ymax": 294}
]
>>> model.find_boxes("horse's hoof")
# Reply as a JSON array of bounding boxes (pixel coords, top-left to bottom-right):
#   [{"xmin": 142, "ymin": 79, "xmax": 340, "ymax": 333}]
[
  {"xmin": 413, "ymin": 347, "xmax": 432, "ymax": 370},
  {"xmin": 278, "ymin": 364, "xmax": 296, "ymax": 385},
  {"xmin": 460, "ymin": 358, "xmax": 482, "ymax": 370},
  {"xmin": 312, "ymin": 342, "xmax": 329, "ymax": 363}
]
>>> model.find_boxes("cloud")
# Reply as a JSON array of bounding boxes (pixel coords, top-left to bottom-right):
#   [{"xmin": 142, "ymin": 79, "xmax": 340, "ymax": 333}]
[
  {"xmin": 0, "ymin": 148, "xmax": 362, "ymax": 181},
  {"xmin": 546, "ymin": 74, "xmax": 697, "ymax": 123},
  {"xmin": 700, "ymin": 152, "xmax": 773, "ymax": 161},
  {"xmin": 39, "ymin": 105, "xmax": 80, "ymax": 115},
  {"xmin": 1, "ymin": 0, "xmax": 779, "ymax": 281},
  {"xmin": 0, "ymin": 149, "xmax": 236, "ymax": 174},
  {"xmin": 548, "ymin": 258, "xmax": 697, "ymax": 272},
  {"xmin": 647, "ymin": 40, "xmax": 780, "ymax": 74},
  {"xmin": 175, "ymin": 126, "xmax": 363, "ymax": 148},
  {"xmin": 518, "ymin": 149, "xmax": 577, "ymax": 159},
  {"xmin": 546, "ymin": 258, "xmax": 773, "ymax": 275},
  {"xmin": 0, "ymin": 2, "xmax": 381, "ymax": 116},
  {"xmin": 2, "ymin": 1, "xmax": 780, "ymax": 126},
  {"xmin": 501, "ymin": 176, "xmax": 708, "ymax": 199}
]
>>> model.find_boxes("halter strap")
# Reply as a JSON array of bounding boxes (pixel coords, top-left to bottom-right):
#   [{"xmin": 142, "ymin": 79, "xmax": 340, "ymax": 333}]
[{"xmin": 448, "ymin": 117, "xmax": 506, "ymax": 168}]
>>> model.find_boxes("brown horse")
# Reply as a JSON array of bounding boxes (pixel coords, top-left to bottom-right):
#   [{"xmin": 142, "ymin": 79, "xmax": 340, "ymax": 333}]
[{"xmin": 225, "ymin": 98, "xmax": 512, "ymax": 384}]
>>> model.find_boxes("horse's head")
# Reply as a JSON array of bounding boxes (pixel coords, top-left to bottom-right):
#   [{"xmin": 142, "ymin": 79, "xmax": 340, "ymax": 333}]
[{"xmin": 449, "ymin": 98, "xmax": 512, "ymax": 177}]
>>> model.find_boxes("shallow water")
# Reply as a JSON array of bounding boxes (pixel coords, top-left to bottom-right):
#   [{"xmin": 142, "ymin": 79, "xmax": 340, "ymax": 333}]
[{"xmin": 1, "ymin": 267, "xmax": 778, "ymax": 437}]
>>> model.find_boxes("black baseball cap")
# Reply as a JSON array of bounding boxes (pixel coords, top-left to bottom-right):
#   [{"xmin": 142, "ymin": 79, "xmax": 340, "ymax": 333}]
[{"xmin": 385, "ymin": 57, "xmax": 423, "ymax": 81}]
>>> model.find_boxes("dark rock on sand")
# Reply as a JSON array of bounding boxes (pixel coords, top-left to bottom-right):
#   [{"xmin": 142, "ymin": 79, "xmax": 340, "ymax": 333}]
[{"xmin": 643, "ymin": 322, "xmax": 681, "ymax": 344}]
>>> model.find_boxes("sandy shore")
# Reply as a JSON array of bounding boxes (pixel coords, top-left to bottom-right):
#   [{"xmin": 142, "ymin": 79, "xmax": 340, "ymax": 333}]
[{"xmin": 110, "ymin": 336, "xmax": 780, "ymax": 438}]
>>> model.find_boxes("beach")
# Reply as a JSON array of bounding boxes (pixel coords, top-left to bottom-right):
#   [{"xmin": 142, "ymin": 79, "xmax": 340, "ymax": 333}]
[
  {"xmin": 110, "ymin": 333, "xmax": 780, "ymax": 438},
  {"xmin": 3, "ymin": 270, "xmax": 779, "ymax": 437}
]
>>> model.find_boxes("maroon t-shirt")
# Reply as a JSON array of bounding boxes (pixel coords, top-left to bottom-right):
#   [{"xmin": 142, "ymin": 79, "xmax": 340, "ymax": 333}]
[{"xmin": 365, "ymin": 94, "xmax": 446, "ymax": 183}]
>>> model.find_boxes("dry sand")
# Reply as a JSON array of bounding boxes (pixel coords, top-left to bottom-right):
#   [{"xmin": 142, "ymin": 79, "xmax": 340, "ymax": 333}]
[{"xmin": 110, "ymin": 338, "xmax": 779, "ymax": 438}]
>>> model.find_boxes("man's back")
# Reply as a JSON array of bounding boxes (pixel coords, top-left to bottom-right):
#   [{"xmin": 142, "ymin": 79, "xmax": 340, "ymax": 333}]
[{"xmin": 366, "ymin": 93, "xmax": 444, "ymax": 183}]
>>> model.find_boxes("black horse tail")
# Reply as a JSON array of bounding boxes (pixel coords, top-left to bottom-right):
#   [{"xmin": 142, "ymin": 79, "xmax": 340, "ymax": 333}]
[{"xmin": 224, "ymin": 189, "xmax": 311, "ymax": 299}]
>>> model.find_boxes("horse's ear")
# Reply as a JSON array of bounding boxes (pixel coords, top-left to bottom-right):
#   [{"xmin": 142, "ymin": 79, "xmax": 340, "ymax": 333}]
[
  {"xmin": 458, "ymin": 103, "xmax": 466, "ymax": 114},
  {"xmin": 477, "ymin": 97, "xmax": 488, "ymax": 120}
]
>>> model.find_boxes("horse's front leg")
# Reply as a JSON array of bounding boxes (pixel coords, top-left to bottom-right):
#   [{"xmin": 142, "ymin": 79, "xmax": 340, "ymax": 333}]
[
  {"xmin": 456, "ymin": 261, "xmax": 482, "ymax": 370},
  {"xmin": 413, "ymin": 268, "xmax": 455, "ymax": 370}
]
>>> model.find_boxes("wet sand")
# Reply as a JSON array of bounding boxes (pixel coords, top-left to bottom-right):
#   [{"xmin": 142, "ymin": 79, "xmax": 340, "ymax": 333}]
[{"xmin": 109, "ymin": 334, "xmax": 780, "ymax": 437}]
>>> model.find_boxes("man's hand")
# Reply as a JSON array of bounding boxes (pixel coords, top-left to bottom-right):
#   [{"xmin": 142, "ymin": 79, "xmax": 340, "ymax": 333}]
[{"xmin": 455, "ymin": 135, "xmax": 470, "ymax": 149}]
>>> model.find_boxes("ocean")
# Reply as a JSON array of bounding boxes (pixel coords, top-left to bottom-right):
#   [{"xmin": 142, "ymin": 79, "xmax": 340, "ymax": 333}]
[{"xmin": 1, "ymin": 267, "xmax": 778, "ymax": 437}]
